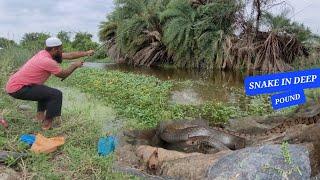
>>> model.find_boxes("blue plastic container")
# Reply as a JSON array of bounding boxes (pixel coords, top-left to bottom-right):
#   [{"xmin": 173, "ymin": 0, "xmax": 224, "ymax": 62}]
[
  {"xmin": 98, "ymin": 136, "xmax": 118, "ymax": 156},
  {"xmin": 20, "ymin": 134, "xmax": 36, "ymax": 145}
]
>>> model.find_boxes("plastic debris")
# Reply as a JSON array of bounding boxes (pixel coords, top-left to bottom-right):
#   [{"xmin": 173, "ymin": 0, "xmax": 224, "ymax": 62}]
[
  {"xmin": 31, "ymin": 134, "xmax": 65, "ymax": 154},
  {"xmin": 20, "ymin": 134, "xmax": 36, "ymax": 146},
  {"xmin": 98, "ymin": 136, "xmax": 118, "ymax": 156}
]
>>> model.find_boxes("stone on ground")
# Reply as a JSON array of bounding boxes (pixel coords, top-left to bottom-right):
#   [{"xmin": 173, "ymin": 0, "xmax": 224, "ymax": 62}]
[{"xmin": 206, "ymin": 145, "xmax": 311, "ymax": 180}]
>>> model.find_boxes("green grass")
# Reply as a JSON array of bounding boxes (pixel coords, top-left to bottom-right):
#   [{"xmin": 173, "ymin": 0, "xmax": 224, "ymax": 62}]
[
  {"xmin": 1, "ymin": 85, "xmax": 134, "ymax": 179},
  {"xmin": 0, "ymin": 46, "xmax": 132, "ymax": 179},
  {"xmin": 60, "ymin": 68, "xmax": 174, "ymax": 128}
]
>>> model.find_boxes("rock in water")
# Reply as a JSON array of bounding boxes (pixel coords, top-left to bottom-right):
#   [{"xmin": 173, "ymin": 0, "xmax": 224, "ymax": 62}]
[{"xmin": 206, "ymin": 145, "xmax": 311, "ymax": 180}]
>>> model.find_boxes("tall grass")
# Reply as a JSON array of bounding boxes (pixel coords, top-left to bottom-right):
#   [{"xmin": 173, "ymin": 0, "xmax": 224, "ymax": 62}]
[{"xmin": 0, "ymin": 46, "xmax": 32, "ymax": 86}]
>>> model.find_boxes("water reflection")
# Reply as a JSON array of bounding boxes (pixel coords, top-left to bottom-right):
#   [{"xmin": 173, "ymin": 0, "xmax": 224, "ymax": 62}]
[{"xmin": 105, "ymin": 64, "xmax": 247, "ymax": 84}]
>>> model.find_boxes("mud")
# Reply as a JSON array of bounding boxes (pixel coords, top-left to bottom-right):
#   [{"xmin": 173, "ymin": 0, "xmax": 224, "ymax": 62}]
[{"xmin": 0, "ymin": 165, "xmax": 20, "ymax": 180}]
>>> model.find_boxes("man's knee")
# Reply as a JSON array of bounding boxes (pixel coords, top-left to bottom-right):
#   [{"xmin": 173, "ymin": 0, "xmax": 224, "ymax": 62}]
[
  {"xmin": 49, "ymin": 89, "xmax": 63, "ymax": 100},
  {"xmin": 56, "ymin": 90, "xmax": 63, "ymax": 100}
]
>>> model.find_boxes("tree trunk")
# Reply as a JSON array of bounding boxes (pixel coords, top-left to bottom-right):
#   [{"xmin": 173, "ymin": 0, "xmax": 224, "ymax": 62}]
[{"xmin": 254, "ymin": 0, "xmax": 262, "ymax": 34}]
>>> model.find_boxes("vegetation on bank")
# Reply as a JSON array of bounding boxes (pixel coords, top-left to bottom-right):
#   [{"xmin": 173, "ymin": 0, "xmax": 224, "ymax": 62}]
[
  {"xmin": 99, "ymin": 0, "xmax": 320, "ymax": 72},
  {"xmin": 64, "ymin": 65, "xmax": 293, "ymax": 128}
]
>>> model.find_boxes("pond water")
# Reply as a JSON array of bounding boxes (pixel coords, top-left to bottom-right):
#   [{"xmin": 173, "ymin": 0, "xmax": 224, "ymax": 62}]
[{"xmin": 84, "ymin": 62, "xmax": 253, "ymax": 106}]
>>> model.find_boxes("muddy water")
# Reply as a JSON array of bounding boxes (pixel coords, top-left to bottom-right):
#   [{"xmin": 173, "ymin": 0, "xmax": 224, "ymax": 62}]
[{"xmin": 84, "ymin": 62, "xmax": 251, "ymax": 106}]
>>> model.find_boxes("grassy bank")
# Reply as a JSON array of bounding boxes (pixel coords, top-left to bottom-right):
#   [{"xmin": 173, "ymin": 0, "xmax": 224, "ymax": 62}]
[
  {"xmin": 1, "ymin": 86, "xmax": 131, "ymax": 179},
  {"xmin": 0, "ymin": 47, "xmax": 295, "ymax": 178},
  {"xmin": 62, "ymin": 67, "xmax": 289, "ymax": 126},
  {"xmin": 0, "ymin": 48, "xmax": 135, "ymax": 178}
]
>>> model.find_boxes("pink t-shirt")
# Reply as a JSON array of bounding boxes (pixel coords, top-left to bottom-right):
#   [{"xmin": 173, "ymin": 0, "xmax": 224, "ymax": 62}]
[{"xmin": 5, "ymin": 50, "xmax": 62, "ymax": 93}]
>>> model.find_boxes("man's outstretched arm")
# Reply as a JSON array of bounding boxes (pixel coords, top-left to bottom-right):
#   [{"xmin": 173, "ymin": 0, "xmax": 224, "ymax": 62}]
[
  {"xmin": 55, "ymin": 61, "xmax": 83, "ymax": 79},
  {"xmin": 62, "ymin": 50, "xmax": 94, "ymax": 60}
]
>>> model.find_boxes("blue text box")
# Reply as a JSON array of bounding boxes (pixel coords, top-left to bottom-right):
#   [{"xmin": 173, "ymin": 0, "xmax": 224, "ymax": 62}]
[
  {"xmin": 271, "ymin": 90, "xmax": 306, "ymax": 110},
  {"xmin": 244, "ymin": 69, "xmax": 320, "ymax": 96}
]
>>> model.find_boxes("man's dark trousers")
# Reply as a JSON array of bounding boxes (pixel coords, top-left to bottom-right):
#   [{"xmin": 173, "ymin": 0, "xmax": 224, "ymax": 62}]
[{"xmin": 9, "ymin": 85, "xmax": 62, "ymax": 119}]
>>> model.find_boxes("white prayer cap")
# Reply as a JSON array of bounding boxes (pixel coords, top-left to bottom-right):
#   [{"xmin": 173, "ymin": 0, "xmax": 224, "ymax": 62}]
[{"xmin": 45, "ymin": 37, "xmax": 62, "ymax": 47}]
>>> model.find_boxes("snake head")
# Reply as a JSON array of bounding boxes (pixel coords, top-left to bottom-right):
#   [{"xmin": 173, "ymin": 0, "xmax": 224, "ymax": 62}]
[
  {"xmin": 183, "ymin": 139, "xmax": 218, "ymax": 154},
  {"xmin": 199, "ymin": 141, "xmax": 218, "ymax": 154},
  {"xmin": 185, "ymin": 139, "xmax": 198, "ymax": 146}
]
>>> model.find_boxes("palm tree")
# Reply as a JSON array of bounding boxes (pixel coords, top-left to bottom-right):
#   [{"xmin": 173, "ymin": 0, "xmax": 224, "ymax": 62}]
[
  {"xmin": 160, "ymin": 0, "xmax": 240, "ymax": 68},
  {"xmin": 160, "ymin": 0, "xmax": 198, "ymax": 67},
  {"xmin": 99, "ymin": 0, "xmax": 171, "ymax": 66}
]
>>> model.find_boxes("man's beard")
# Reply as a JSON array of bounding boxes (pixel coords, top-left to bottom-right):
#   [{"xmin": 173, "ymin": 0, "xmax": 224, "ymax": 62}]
[{"xmin": 53, "ymin": 53, "xmax": 62, "ymax": 64}]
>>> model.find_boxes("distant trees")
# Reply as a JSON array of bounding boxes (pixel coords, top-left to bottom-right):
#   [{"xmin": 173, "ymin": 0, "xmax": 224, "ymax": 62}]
[
  {"xmin": 57, "ymin": 31, "xmax": 72, "ymax": 44},
  {"xmin": 18, "ymin": 31, "xmax": 100, "ymax": 52},
  {"xmin": 71, "ymin": 32, "xmax": 99, "ymax": 51},
  {"xmin": 20, "ymin": 32, "xmax": 50, "ymax": 51},
  {"xmin": 56, "ymin": 31, "xmax": 73, "ymax": 52},
  {"xmin": 262, "ymin": 12, "xmax": 312, "ymax": 42},
  {"xmin": 0, "ymin": 37, "xmax": 17, "ymax": 48},
  {"xmin": 71, "ymin": 32, "xmax": 107, "ymax": 59},
  {"xmin": 1, "ymin": 31, "xmax": 107, "ymax": 60},
  {"xmin": 1, "ymin": 31, "xmax": 107, "ymax": 59}
]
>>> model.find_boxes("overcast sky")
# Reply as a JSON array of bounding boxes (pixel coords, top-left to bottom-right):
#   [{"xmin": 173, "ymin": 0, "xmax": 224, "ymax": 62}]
[
  {"xmin": 0, "ymin": 0, "xmax": 319, "ymax": 43},
  {"xmin": 272, "ymin": 0, "xmax": 320, "ymax": 33},
  {"xmin": 0, "ymin": 0, "xmax": 114, "ymax": 42}
]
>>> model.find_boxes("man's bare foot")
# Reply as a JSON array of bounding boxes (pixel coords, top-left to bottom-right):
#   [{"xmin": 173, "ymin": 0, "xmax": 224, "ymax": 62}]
[
  {"xmin": 36, "ymin": 112, "xmax": 45, "ymax": 122},
  {"xmin": 42, "ymin": 119, "xmax": 52, "ymax": 130}
]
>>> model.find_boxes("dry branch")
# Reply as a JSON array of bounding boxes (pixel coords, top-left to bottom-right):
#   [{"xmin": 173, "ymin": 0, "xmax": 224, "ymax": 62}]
[{"xmin": 220, "ymin": 31, "xmax": 308, "ymax": 72}]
